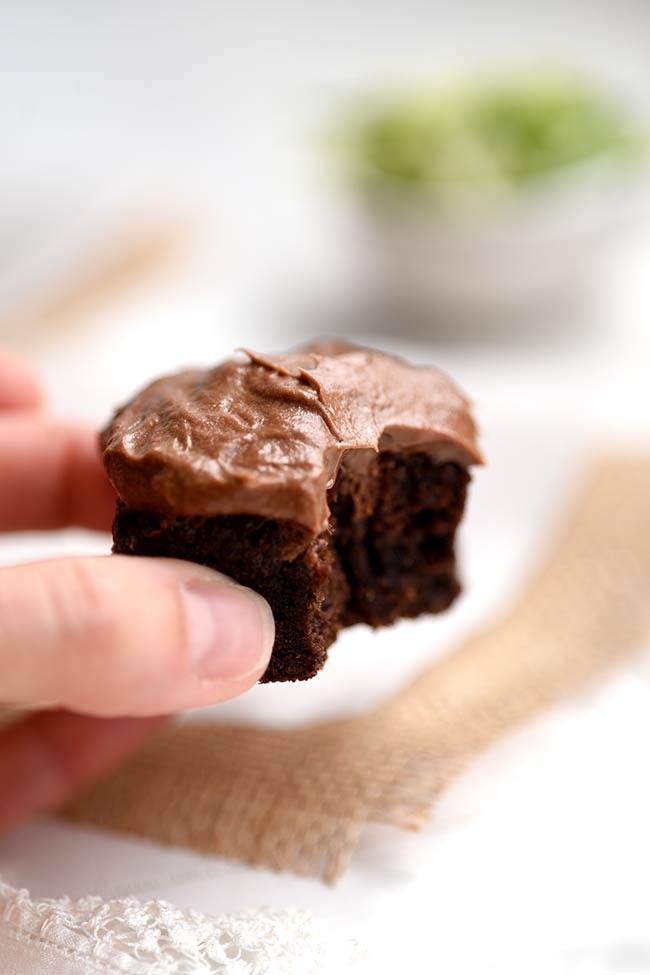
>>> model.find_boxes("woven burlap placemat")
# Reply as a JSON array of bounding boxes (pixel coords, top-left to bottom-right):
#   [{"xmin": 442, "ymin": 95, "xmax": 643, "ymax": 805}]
[{"xmin": 63, "ymin": 456, "xmax": 650, "ymax": 881}]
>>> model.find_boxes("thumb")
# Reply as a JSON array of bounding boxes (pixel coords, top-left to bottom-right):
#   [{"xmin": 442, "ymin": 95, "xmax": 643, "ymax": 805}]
[{"xmin": 0, "ymin": 555, "xmax": 274, "ymax": 716}]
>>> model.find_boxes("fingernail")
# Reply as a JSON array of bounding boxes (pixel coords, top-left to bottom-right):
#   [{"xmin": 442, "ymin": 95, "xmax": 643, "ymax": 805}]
[{"xmin": 182, "ymin": 580, "xmax": 275, "ymax": 682}]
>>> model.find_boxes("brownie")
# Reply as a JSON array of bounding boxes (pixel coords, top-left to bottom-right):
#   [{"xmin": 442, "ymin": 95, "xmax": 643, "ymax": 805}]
[{"xmin": 103, "ymin": 342, "xmax": 481, "ymax": 682}]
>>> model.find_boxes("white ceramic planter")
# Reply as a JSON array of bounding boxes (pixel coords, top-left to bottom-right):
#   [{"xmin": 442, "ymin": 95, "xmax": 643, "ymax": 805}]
[{"xmin": 355, "ymin": 159, "xmax": 650, "ymax": 321}]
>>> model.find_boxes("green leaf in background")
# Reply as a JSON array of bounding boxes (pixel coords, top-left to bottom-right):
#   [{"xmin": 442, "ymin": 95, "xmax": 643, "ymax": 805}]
[{"xmin": 331, "ymin": 68, "xmax": 646, "ymax": 202}]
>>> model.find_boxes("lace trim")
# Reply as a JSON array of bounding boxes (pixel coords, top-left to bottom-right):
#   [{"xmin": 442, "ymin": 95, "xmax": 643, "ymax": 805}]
[{"xmin": 0, "ymin": 878, "xmax": 337, "ymax": 974}]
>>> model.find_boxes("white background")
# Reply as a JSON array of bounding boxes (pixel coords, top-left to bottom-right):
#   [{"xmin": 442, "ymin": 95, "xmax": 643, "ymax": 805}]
[{"xmin": 0, "ymin": 2, "xmax": 650, "ymax": 971}]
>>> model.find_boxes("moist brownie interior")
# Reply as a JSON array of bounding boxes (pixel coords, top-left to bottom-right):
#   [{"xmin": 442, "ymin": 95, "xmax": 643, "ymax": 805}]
[{"xmin": 112, "ymin": 451, "xmax": 469, "ymax": 682}]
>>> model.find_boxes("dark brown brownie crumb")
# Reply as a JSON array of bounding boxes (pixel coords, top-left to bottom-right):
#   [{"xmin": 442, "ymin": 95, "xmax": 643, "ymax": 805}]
[{"xmin": 112, "ymin": 453, "xmax": 469, "ymax": 682}]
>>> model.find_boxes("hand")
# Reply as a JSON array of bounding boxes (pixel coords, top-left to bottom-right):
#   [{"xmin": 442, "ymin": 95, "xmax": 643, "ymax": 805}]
[{"xmin": 0, "ymin": 350, "xmax": 274, "ymax": 831}]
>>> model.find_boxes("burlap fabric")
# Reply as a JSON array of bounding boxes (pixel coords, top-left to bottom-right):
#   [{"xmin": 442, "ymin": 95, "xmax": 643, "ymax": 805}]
[{"xmin": 63, "ymin": 457, "xmax": 650, "ymax": 881}]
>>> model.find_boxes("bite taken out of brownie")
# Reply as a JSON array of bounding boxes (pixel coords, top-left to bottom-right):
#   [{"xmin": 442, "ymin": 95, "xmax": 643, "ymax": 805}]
[{"xmin": 102, "ymin": 342, "xmax": 482, "ymax": 682}]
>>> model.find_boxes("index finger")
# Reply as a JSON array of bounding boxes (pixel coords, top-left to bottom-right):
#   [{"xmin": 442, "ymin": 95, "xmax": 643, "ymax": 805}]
[{"xmin": 0, "ymin": 415, "xmax": 116, "ymax": 532}]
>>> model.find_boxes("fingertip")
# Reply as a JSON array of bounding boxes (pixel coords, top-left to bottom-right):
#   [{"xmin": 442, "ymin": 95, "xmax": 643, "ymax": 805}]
[
  {"xmin": 99, "ymin": 558, "xmax": 275, "ymax": 713},
  {"xmin": 67, "ymin": 425, "xmax": 117, "ymax": 531},
  {"xmin": 0, "ymin": 351, "xmax": 43, "ymax": 411},
  {"xmin": 182, "ymin": 574, "xmax": 275, "ymax": 683}
]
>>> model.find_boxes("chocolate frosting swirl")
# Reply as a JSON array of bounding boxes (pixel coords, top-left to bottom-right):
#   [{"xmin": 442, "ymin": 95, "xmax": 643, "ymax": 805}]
[{"xmin": 102, "ymin": 342, "xmax": 482, "ymax": 534}]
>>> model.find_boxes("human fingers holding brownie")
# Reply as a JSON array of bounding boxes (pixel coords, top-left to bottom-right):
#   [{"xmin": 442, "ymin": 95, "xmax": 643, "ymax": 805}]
[
  {"xmin": 0, "ymin": 554, "xmax": 274, "ymax": 831},
  {"xmin": 0, "ymin": 350, "xmax": 275, "ymax": 829}
]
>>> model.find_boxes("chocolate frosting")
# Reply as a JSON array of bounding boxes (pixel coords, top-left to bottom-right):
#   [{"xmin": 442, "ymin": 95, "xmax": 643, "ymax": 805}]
[{"xmin": 102, "ymin": 342, "xmax": 482, "ymax": 534}]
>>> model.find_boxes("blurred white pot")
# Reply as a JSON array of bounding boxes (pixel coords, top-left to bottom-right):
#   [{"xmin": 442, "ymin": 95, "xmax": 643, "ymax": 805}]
[{"xmin": 356, "ymin": 159, "xmax": 650, "ymax": 321}]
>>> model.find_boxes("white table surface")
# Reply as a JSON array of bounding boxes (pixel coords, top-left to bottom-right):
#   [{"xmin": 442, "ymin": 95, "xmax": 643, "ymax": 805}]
[{"xmin": 1, "ymin": 2, "xmax": 650, "ymax": 970}]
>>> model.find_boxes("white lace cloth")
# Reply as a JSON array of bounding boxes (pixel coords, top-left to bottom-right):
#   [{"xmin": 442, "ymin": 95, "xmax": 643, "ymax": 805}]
[{"xmin": 0, "ymin": 878, "xmax": 356, "ymax": 974}]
